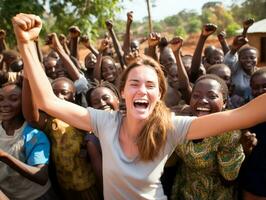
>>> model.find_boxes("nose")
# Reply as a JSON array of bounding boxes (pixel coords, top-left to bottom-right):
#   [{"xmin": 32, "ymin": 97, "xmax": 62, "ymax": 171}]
[
  {"xmin": 199, "ymin": 96, "xmax": 208, "ymax": 104},
  {"xmin": 138, "ymin": 84, "xmax": 147, "ymax": 95}
]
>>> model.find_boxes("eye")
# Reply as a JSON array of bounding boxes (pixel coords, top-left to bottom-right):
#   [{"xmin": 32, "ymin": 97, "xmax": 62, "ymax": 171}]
[
  {"xmin": 208, "ymin": 93, "xmax": 219, "ymax": 100},
  {"xmin": 61, "ymin": 90, "xmax": 71, "ymax": 95},
  {"xmin": 192, "ymin": 93, "xmax": 200, "ymax": 99},
  {"xmin": 146, "ymin": 83, "xmax": 155, "ymax": 89},
  {"xmin": 10, "ymin": 94, "xmax": 20, "ymax": 101},
  {"xmin": 102, "ymin": 94, "xmax": 110, "ymax": 101}
]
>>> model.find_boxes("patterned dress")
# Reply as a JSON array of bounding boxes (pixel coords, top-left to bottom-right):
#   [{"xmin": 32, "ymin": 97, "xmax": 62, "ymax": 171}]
[{"xmin": 171, "ymin": 131, "xmax": 244, "ymax": 200}]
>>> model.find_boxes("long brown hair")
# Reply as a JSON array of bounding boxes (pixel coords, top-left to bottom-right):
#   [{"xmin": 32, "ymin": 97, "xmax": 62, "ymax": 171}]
[{"xmin": 119, "ymin": 55, "xmax": 173, "ymax": 161}]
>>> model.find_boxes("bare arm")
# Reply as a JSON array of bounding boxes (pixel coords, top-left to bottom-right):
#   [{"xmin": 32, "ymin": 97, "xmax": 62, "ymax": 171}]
[
  {"xmin": 80, "ymin": 35, "xmax": 99, "ymax": 57},
  {"xmin": 187, "ymin": 93, "xmax": 266, "ymax": 140},
  {"xmin": 122, "ymin": 11, "xmax": 133, "ymax": 55},
  {"xmin": 190, "ymin": 24, "xmax": 217, "ymax": 83},
  {"xmin": 170, "ymin": 36, "xmax": 192, "ymax": 104},
  {"xmin": 217, "ymin": 31, "xmax": 230, "ymax": 55},
  {"xmin": 68, "ymin": 26, "xmax": 80, "ymax": 60},
  {"xmin": 146, "ymin": 32, "xmax": 160, "ymax": 61},
  {"xmin": 0, "ymin": 149, "xmax": 48, "ymax": 185},
  {"xmin": 105, "ymin": 20, "xmax": 125, "ymax": 69},
  {"xmin": 12, "ymin": 13, "xmax": 93, "ymax": 132},
  {"xmin": 48, "ymin": 33, "xmax": 80, "ymax": 81},
  {"xmin": 0, "ymin": 29, "xmax": 7, "ymax": 53},
  {"xmin": 242, "ymin": 18, "xmax": 254, "ymax": 37},
  {"xmin": 59, "ymin": 34, "xmax": 70, "ymax": 55}
]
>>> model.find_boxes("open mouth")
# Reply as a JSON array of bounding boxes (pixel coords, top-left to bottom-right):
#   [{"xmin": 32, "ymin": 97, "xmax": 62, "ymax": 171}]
[
  {"xmin": 195, "ymin": 107, "xmax": 210, "ymax": 116},
  {"xmin": 133, "ymin": 99, "xmax": 149, "ymax": 110}
]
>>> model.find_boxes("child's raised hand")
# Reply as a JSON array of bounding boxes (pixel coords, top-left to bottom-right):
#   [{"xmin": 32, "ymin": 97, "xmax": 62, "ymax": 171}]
[
  {"xmin": 0, "ymin": 29, "xmax": 6, "ymax": 39},
  {"xmin": 148, "ymin": 32, "xmax": 161, "ymax": 47},
  {"xmin": 99, "ymin": 38, "xmax": 109, "ymax": 52},
  {"xmin": 232, "ymin": 35, "xmax": 248, "ymax": 51},
  {"xmin": 12, "ymin": 13, "xmax": 42, "ymax": 43},
  {"xmin": 80, "ymin": 35, "xmax": 91, "ymax": 47},
  {"xmin": 217, "ymin": 30, "xmax": 226, "ymax": 41},
  {"xmin": 46, "ymin": 33, "xmax": 63, "ymax": 51},
  {"xmin": 68, "ymin": 26, "xmax": 80, "ymax": 38},
  {"xmin": 127, "ymin": 11, "xmax": 133, "ymax": 23},
  {"xmin": 169, "ymin": 36, "xmax": 183, "ymax": 52},
  {"xmin": 202, "ymin": 24, "xmax": 217, "ymax": 37},
  {"xmin": 105, "ymin": 20, "xmax": 113, "ymax": 30},
  {"xmin": 243, "ymin": 18, "xmax": 254, "ymax": 30}
]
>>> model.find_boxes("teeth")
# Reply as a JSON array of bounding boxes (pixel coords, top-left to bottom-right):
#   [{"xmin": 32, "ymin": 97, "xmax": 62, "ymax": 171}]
[
  {"xmin": 196, "ymin": 107, "xmax": 210, "ymax": 111},
  {"xmin": 134, "ymin": 99, "xmax": 148, "ymax": 104}
]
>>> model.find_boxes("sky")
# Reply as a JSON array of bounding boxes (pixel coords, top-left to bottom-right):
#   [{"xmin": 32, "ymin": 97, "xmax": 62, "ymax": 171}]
[{"xmin": 117, "ymin": 0, "xmax": 242, "ymax": 21}]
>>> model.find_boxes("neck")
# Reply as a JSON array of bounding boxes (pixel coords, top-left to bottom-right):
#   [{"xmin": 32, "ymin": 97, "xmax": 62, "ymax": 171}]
[
  {"xmin": 123, "ymin": 116, "xmax": 146, "ymax": 141},
  {"xmin": 2, "ymin": 115, "xmax": 25, "ymax": 136}
]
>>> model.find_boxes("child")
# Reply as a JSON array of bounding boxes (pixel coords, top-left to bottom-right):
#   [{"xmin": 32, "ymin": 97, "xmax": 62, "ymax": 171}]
[
  {"xmin": 172, "ymin": 74, "xmax": 244, "ymax": 200},
  {"xmin": 13, "ymin": 14, "xmax": 266, "ymax": 199},
  {"xmin": 0, "ymin": 80, "xmax": 57, "ymax": 200}
]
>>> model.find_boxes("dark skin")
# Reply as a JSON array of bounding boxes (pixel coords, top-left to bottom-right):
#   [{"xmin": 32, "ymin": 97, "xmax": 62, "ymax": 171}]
[
  {"xmin": 122, "ymin": 11, "xmax": 133, "ymax": 55},
  {"xmin": 146, "ymin": 32, "xmax": 160, "ymax": 61},
  {"xmin": 242, "ymin": 18, "xmax": 255, "ymax": 36},
  {"xmin": 105, "ymin": 20, "xmax": 125, "ymax": 69},
  {"xmin": 68, "ymin": 26, "xmax": 80, "ymax": 60},
  {"xmin": 170, "ymin": 36, "xmax": 192, "ymax": 104},
  {"xmin": 58, "ymin": 34, "xmax": 70, "ymax": 55},
  {"xmin": 190, "ymin": 24, "xmax": 217, "ymax": 83},
  {"xmin": 80, "ymin": 35, "xmax": 99, "ymax": 57},
  {"xmin": 46, "ymin": 33, "xmax": 80, "ymax": 81},
  {"xmin": 0, "ymin": 84, "xmax": 48, "ymax": 186},
  {"xmin": 0, "ymin": 29, "xmax": 7, "ymax": 54},
  {"xmin": 217, "ymin": 30, "xmax": 230, "ymax": 55}
]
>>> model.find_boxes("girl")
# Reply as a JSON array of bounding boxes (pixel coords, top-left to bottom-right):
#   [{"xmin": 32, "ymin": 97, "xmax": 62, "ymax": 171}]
[
  {"xmin": 13, "ymin": 14, "xmax": 266, "ymax": 200},
  {"xmin": 0, "ymin": 80, "xmax": 56, "ymax": 200},
  {"xmin": 172, "ymin": 74, "xmax": 244, "ymax": 200}
]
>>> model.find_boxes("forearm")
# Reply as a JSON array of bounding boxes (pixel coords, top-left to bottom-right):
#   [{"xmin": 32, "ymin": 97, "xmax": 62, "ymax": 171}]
[
  {"xmin": 108, "ymin": 29, "xmax": 125, "ymax": 69},
  {"xmin": 146, "ymin": 46, "xmax": 158, "ymax": 61},
  {"xmin": 93, "ymin": 52, "xmax": 103, "ymax": 81},
  {"xmin": 34, "ymin": 40, "xmax": 43, "ymax": 63},
  {"xmin": 69, "ymin": 37, "xmax": 79, "ymax": 60},
  {"xmin": 174, "ymin": 50, "xmax": 192, "ymax": 103},
  {"xmin": 18, "ymin": 41, "xmax": 56, "ymax": 110},
  {"xmin": 188, "ymin": 93, "xmax": 266, "ymax": 140},
  {"xmin": 190, "ymin": 35, "xmax": 207, "ymax": 82},
  {"xmin": 0, "ymin": 152, "xmax": 48, "ymax": 185},
  {"xmin": 56, "ymin": 47, "xmax": 80, "ymax": 81},
  {"xmin": 123, "ymin": 22, "xmax": 131, "ymax": 54},
  {"xmin": 219, "ymin": 39, "xmax": 230, "ymax": 55}
]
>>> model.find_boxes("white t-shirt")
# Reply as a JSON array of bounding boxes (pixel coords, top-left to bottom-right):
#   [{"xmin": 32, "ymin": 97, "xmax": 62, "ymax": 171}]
[{"xmin": 87, "ymin": 108, "xmax": 195, "ymax": 200}]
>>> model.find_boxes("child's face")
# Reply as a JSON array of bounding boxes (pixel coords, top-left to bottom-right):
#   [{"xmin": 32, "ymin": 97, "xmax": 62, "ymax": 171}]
[
  {"xmin": 160, "ymin": 47, "xmax": 176, "ymax": 71},
  {"xmin": 52, "ymin": 79, "xmax": 75, "ymax": 102},
  {"xmin": 0, "ymin": 84, "xmax": 22, "ymax": 121},
  {"xmin": 212, "ymin": 67, "xmax": 231, "ymax": 89},
  {"xmin": 207, "ymin": 50, "xmax": 224, "ymax": 65},
  {"xmin": 190, "ymin": 79, "xmax": 224, "ymax": 117},
  {"xmin": 85, "ymin": 53, "xmax": 97, "ymax": 69},
  {"xmin": 239, "ymin": 49, "xmax": 257, "ymax": 75},
  {"xmin": 251, "ymin": 73, "xmax": 266, "ymax": 98},
  {"xmin": 101, "ymin": 58, "xmax": 117, "ymax": 83},
  {"xmin": 90, "ymin": 87, "xmax": 119, "ymax": 111},
  {"xmin": 167, "ymin": 65, "xmax": 179, "ymax": 89}
]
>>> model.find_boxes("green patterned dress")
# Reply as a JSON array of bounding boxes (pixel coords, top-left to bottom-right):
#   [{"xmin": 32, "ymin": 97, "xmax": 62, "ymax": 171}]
[{"xmin": 171, "ymin": 131, "xmax": 244, "ymax": 200}]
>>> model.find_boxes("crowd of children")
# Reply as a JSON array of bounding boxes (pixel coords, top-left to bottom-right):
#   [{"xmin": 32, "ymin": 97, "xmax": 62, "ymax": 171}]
[{"xmin": 0, "ymin": 11, "xmax": 265, "ymax": 200}]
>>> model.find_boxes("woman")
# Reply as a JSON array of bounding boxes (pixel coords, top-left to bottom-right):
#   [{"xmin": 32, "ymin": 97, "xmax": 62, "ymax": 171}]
[{"xmin": 12, "ymin": 14, "xmax": 266, "ymax": 200}]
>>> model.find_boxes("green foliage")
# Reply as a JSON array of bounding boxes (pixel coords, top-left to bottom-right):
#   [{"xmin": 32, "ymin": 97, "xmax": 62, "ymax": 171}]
[
  {"xmin": 0, "ymin": 0, "xmax": 122, "ymax": 47},
  {"xmin": 226, "ymin": 22, "xmax": 241, "ymax": 36},
  {"xmin": 175, "ymin": 26, "xmax": 187, "ymax": 38}
]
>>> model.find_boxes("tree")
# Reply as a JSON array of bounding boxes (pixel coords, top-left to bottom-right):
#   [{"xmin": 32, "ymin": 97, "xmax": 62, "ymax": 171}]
[{"xmin": 0, "ymin": 0, "xmax": 122, "ymax": 47}]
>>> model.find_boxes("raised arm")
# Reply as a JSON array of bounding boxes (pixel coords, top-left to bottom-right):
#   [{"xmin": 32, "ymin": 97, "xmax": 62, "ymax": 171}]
[
  {"xmin": 12, "ymin": 13, "xmax": 92, "ymax": 132},
  {"xmin": 80, "ymin": 35, "xmax": 99, "ymax": 57},
  {"xmin": 59, "ymin": 34, "xmax": 70, "ymax": 55},
  {"xmin": 93, "ymin": 38, "xmax": 109, "ymax": 81},
  {"xmin": 187, "ymin": 92, "xmax": 266, "ymax": 140},
  {"xmin": 170, "ymin": 36, "xmax": 192, "ymax": 104},
  {"xmin": 242, "ymin": 18, "xmax": 254, "ymax": 37},
  {"xmin": 217, "ymin": 30, "xmax": 230, "ymax": 55},
  {"xmin": 0, "ymin": 29, "xmax": 7, "ymax": 53},
  {"xmin": 190, "ymin": 24, "xmax": 217, "ymax": 82},
  {"xmin": 146, "ymin": 32, "xmax": 160, "ymax": 61},
  {"xmin": 68, "ymin": 26, "xmax": 80, "ymax": 60},
  {"xmin": 105, "ymin": 20, "xmax": 125, "ymax": 69},
  {"xmin": 47, "ymin": 33, "xmax": 80, "ymax": 81},
  {"xmin": 122, "ymin": 11, "xmax": 133, "ymax": 55}
]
